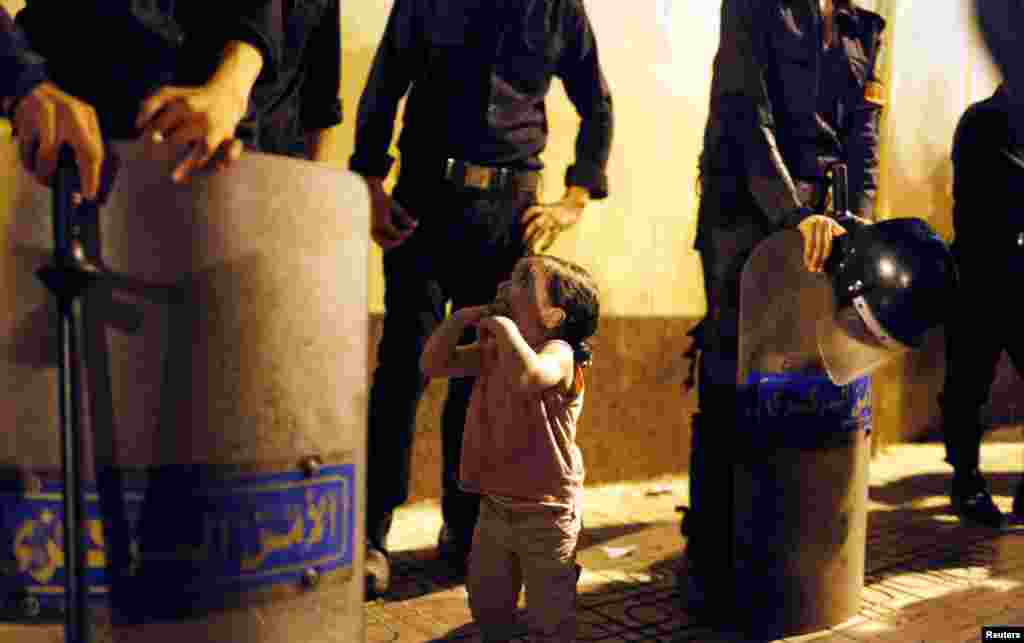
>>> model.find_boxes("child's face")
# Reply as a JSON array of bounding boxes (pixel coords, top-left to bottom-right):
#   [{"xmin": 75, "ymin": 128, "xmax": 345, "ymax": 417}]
[{"xmin": 494, "ymin": 258, "xmax": 557, "ymax": 341}]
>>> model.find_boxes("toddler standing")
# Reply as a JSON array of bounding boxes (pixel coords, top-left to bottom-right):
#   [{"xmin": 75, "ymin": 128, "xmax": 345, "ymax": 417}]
[{"xmin": 421, "ymin": 255, "xmax": 600, "ymax": 643}]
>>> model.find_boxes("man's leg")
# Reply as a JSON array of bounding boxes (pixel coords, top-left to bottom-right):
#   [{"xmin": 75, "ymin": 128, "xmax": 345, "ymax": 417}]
[
  {"xmin": 437, "ymin": 187, "xmax": 533, "ymax": 571},
  {"xmin": 439, "ymin": 374, "xmax": 481, "ymax": 573},
  {"xmin": 685, "ymin": 223, "xmax": 749, "ymax": 621},
  {"xmin": 686, "ymin": 349, "xmax": 736, "ymax": 622},
  {"xmin": 365, "ymin": 210, "xmax": 446, "ymax": 596},
  {"xmin": 1003, "ymin": 315, "xmax": 1024, "ymax": 519},
  {"xmin": 941, "ymin": 248, "xmax": 1004, "ymax": 528}
]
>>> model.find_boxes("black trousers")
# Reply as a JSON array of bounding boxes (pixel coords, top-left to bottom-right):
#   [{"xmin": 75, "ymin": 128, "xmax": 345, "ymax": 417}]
[
  {"xmin": 687, "ymin": 177, "xmax": 780, "ymax": 616},
  {"xmin": 941, "ymin": 239, "xmax": 1024, "ymax": 472},
  {"xmin": 365, "ymin": 168, "xmax": 534, "ymax": 555}
]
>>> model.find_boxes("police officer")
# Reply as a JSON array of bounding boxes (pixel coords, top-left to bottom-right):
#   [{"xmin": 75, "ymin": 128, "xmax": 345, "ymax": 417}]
[
  {"xmin": 350, "ymin": 0, "xmax": 613, "ymax": 597},
  {"xmin": 687, "ymin": 0, "xmax": 885, "ymax": 618},
  {"xmin": 940, "ymin": 82, "xmax": 1024, "ymax": 528},
  {"xmin": 9, "ymin": 0, "xmax": 280, "ymax": 184}
]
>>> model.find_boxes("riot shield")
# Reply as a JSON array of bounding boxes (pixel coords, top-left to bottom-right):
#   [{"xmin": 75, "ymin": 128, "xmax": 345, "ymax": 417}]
[
  {"xmin": 737, "ymin": 228, "xmax": 907, "ymax": 388},
  {"xmin": 737, "ymin": 229, "xmax": 835, "ymax": 386},
  {"xmin": 1, "ymin": 140, "xmax": 369, "ymax": 642},
  {"xmin": 733, "ymin": 228, "xmax": 872, "ymax": 638},
  {"xmin": 817, "ymin": 294, "xmax": 909, "ymax": 386}
]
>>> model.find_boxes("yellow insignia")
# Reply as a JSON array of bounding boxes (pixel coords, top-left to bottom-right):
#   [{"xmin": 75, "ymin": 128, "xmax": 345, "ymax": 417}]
[{"xmin": 864, "ymin": 80, "xmax": 886, "ymax": 107}]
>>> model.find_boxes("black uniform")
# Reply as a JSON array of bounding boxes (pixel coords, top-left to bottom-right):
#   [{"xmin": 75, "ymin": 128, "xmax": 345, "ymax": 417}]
[
  {"xmin": 941, "ymin": 84, "xmax": 1024, "ymax": 483},
  {"xmin": 15, "ymin": 0, "xmax": 280, "ymax": 139},
  {"xmin": 975, "ymin": 1, "xmax": 1024, "ymax": 138},
  {"xmin": 249, "ymin": 0, "xmax": 343, "ymax": 157},
  {"xmin": 688, "ymin": 0, "xmax": 884, "ymax": 608},
  {"xmin": 351, "ymin": 0, "xmax": 612, "ymax": 564},
  {"xmin": 0, "ymin": 7, "xmax": 47, "ymax": 105}
]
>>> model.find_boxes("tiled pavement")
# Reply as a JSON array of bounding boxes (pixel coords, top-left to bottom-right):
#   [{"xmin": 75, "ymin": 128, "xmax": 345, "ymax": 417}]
[{"xmin": 366, "ymin": 427, "xmax": 1024, "ymax": 643}]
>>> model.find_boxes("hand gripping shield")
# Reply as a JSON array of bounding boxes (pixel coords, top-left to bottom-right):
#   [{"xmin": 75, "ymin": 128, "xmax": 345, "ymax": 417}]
[
  {"xmin": 1, "ymin": 140, "xmax": 370, "ymax": 642},
  {"xmin": 736, "ymin": 227, "xmax": 902, "ymax": 389}
]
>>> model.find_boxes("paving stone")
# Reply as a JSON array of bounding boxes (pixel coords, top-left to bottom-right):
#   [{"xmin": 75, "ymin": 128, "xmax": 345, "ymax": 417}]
[{"xmin": 369, "ymin": 434, "xmax": 1024, "ymax": 642}]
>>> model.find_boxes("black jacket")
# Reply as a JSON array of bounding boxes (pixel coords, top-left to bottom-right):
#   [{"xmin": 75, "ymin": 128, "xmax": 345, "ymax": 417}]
[
  {"xmin": 350, "ymin": 0, "xmax": 613, "ymax": 199},
  {"xmin": 691, "ymin": 1, "xmax": 886, "ymax": 356},
  {"xmin": 15, "ymin": 0, "xmax": 281, "ymax": 138},
  {"xmin": 951, "ymin": 84, "xmax": 1024, "ymax": 247},
  {"xmin": 0, "ymin": 7, "xmax": 47, "ymax": 106},
  {"xmin": 698, "ymin": 0, "xmax": 885, "ymax": 229}
]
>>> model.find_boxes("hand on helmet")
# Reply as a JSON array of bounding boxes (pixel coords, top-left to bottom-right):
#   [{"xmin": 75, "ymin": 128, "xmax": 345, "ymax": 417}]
[{"xmin": 798, "ymin": 215, "xmax": 848, "ymax": 273}]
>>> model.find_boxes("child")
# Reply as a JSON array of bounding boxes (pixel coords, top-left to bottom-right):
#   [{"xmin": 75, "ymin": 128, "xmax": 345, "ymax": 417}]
[{"xmin": 421, "ymin": 255, "xmax": 600, "ymax": 643}]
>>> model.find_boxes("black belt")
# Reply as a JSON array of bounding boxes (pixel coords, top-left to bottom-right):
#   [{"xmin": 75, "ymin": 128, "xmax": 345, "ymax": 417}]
[{"xmin": 442, "ymin": 158, "xmax": 540, "ymax": 193}]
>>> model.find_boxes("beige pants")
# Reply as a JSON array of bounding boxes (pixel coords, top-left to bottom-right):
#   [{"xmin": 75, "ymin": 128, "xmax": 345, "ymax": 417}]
[{"xmin": 467, "ymin": 496, "xmax": 582, "ymax": 643}]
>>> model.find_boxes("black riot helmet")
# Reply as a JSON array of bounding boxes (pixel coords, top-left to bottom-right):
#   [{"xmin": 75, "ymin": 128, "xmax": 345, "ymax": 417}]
[{"xmin": 817, "ymin": 215, "xmax": 958, "ymax": 385}]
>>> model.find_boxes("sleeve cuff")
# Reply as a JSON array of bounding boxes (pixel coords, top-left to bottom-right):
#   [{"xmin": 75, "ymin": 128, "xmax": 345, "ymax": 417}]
[
  {"xmin": 349, "ymin": 153, "xmax": 395, "ymax": 179},
  {"xmin": 565, "ymin": 161, "xmax": 608, "ymax": 200},
  {"xmin": 300, "ymin": 99, "xmax": 343, "ymax": 132},
  {"xmin": 3, "ymin": 64, "xmax": 47, "ymax": 119}
]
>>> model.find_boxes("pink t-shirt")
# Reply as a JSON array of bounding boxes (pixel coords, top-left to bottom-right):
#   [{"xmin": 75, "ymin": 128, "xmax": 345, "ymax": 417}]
[{"xmin": 459, "ymin": 339, "xmax": 586, "ymax": 505}]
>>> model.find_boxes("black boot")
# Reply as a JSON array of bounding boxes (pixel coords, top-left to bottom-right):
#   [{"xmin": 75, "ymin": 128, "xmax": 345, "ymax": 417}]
[
  {"xmin": 951, "ymin": 468, "xmax": 1004, "ymax": 528},
  {"xmin": 365, "ymin": 545, "xmax": 391, "ymax": 599},
  {"xmin": 437, "ymin": 524, "xmax": 469, "ymax": 577},
  {"xmin": 365, "ymin": 510, "xmax": 394, "ymax": 599}
]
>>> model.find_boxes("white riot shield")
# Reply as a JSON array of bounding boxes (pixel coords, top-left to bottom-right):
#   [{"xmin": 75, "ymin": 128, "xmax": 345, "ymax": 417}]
[
  {"xmin": 737, "ymin": 228, "xmax": 906, "ymax": 387},
  {"xmin": 733, "ymin": 228, "xmax": 871, "ymax": 638},
  {"xmin": 737, "ymin": 229, "xmax": 835, "ymax": 387},
  {"xmin": 1, "ymin": 140, "xmax": 369, "ymax": 642}
]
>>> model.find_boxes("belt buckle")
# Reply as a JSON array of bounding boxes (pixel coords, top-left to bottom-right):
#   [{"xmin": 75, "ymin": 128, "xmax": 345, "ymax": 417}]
[{"xmin": 463, "ymin": 164, "xmax": 492, "ymax": 190}]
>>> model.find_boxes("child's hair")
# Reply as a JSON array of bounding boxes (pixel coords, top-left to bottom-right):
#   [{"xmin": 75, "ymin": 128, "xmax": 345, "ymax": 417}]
[{"xmin": 536, "ymin": 255, "xmax": 600, "ymax": 368}]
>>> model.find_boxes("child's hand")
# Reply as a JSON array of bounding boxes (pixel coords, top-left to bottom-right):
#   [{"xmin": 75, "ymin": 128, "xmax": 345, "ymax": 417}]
[
  {"xmin": 478, "ymin": 314, "xmax": 516, "ymax": 339},
  {"xmin": 454, "ymin": 305, "xmax": 494, "ymax": 326}
]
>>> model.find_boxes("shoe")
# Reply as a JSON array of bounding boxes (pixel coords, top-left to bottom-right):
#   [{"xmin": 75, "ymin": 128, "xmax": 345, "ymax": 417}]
[
  {"xmin": 437, "ymin": 524, "xmax": 469, "ymax": 576},
  {"xmin": 951, "ymin": 469, "xmax": 1005, "ymax": 528},
  {"xmin": 365, "ymin": 546, "xmax": 391, "ymax": 599}
]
